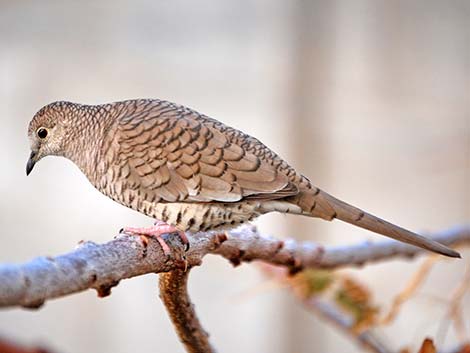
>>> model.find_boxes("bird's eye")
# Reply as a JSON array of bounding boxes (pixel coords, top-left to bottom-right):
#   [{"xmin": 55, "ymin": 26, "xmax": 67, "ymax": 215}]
[{"xmin": 37, "ymin": 127, "xmax": 48, "ymax": 139}]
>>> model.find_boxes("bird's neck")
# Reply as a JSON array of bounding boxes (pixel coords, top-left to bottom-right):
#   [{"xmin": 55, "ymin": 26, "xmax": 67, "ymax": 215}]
[{"xmin": 64, "ymin": 105, "xmax": 113, "ymax": 182}]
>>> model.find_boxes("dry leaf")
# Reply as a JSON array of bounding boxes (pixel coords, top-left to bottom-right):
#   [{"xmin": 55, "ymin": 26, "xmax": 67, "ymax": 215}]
[
  {"xmin": 417, "ymin": 338, "xmax": 436, "ymax": 353},
  {"xmin": 335, "ymin": 276, "xmax": 378, "ymax": 332},
  {"xmin": 456, "ymin": 343, "xmax": 470, "ymax": 353},
  {"xmin": 291, "ymin": 269, "xmax": 334, "ymax": 298}
]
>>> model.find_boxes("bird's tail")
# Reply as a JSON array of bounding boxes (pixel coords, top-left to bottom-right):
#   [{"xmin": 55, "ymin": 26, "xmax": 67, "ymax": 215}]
[{"xmin": 291, "ymin": 187, "xmax": 460, "ymax": 258}]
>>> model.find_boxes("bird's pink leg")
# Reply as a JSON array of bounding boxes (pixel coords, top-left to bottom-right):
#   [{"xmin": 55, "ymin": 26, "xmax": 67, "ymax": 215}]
[{"xmin": 121, "ymin": 221, "xmax": 189, "ymax": 256}]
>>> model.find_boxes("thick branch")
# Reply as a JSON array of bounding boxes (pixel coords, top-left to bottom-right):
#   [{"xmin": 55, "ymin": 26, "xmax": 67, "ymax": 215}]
[{"xmin": 0, "ymin": 225, "xmax": 468, "ymax": 308}]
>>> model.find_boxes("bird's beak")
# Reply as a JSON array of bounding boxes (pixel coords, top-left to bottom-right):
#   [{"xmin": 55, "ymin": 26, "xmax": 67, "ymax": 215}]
[{"xmin": 26, "ymin": 151, "xmax": 37, "ymax": 176}]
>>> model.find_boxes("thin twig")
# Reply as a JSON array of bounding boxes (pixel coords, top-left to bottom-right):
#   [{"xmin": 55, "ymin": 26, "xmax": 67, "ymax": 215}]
[
  {"xmin": 381, "ymin": 256, "xmax": 439, "ymax": 325},
  {"xmin": 303, "ymin": 298, "xmax": 393, "ymax": 353},
  {"xmin": 448, "ymin": 265, "xmax": 470, "ymax": 342}
]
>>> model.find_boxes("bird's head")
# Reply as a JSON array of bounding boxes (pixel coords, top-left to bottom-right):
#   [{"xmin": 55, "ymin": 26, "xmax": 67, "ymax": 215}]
[{"xmin": 26, "ymin": 101, "xmax": 74, "ymax": 175}]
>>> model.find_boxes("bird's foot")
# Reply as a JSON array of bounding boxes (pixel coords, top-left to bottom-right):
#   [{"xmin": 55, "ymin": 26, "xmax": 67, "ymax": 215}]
[{"xmin": 121, "ymin": 221, "xmax": 189, "ymax": 256}]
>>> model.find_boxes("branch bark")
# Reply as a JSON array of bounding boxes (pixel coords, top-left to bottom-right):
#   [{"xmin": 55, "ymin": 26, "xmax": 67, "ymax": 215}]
[
  {"xmin": 0, "ymin": 225, "xmax": 468, "ymax": 308},
  {"xmin": 159, "ymin": 269, "xmax": 215, "ymax": 353}
]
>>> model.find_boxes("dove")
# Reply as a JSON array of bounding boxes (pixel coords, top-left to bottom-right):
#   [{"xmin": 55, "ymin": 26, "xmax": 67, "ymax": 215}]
[{"xmin": 26, "ymin": 99, "xmax": 459, "ymax": 258}]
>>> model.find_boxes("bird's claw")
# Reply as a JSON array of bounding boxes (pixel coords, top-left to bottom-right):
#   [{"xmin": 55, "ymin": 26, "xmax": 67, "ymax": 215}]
[{"xmin": 120, "ymin": 221, "xmax": 189, "ymax": 256}]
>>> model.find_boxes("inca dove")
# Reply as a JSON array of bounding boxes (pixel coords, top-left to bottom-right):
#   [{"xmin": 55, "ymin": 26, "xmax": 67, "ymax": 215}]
[{"xmin": 26, "ymin": 99, "xmax": 459, "ymax": 258}]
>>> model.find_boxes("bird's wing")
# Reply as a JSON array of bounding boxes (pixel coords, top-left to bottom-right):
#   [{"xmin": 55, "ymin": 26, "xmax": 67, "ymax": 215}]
[{"xmin": 115, "ymin": 101, "xmax": 299, "ymax": 203}]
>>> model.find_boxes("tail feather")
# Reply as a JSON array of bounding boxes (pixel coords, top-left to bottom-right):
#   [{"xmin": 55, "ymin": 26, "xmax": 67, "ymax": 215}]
[{"xmin": 294, "ymin": 188, "xmax": 460, "ymax": 258}]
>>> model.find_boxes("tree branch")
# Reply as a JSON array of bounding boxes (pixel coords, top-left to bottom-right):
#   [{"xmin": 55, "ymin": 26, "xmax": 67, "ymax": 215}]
[
  {"xmin": 0, "ymin": 225, "xmax": 468, "ymax": 308},
  {"xmin": 0, "ymin": 338, "xmax": 52, "ymax": 353},
  {"xmin": 302, "ymin": 298, "xmax": 392, "ymax": 353},
  {"xmin": 159, "ymin": 269, "xmax": 215, "ymax": 353}
]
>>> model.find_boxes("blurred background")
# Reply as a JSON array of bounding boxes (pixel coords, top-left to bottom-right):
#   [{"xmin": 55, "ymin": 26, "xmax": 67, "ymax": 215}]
[{"xmin": 0, "ymin": 1, "xmax": 468, "ymax": 352}]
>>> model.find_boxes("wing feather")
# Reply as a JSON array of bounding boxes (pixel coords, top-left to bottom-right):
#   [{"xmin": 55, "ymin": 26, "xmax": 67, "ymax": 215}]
[{"xmin": 116, "ymin": 102, "xmax": 299, "ymax": 203}]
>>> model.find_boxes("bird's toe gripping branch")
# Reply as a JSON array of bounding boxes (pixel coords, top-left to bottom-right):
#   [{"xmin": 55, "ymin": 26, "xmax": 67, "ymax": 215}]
[{"xmin": 120, "ymin": 221, "xmax": 190, "ymax": 256}]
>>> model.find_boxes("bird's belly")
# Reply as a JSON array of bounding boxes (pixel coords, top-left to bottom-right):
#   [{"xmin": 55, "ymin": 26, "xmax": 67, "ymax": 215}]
[
  {"xmin": 94, "ymin": 176, "xmax": 257, "ymax": 231},
  {"xmin": 147, "ymin": 202, "xmax": 261, "ymax": 232},
  {"xmin": 95, "ymin": 173, "xmax": 302, "ymax": 232}
]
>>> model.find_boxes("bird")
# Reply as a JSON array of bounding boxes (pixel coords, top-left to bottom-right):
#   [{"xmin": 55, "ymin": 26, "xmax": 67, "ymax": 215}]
[{"xmin": 26, "ymin": 99, "xmax": 459, "ymax": 258}]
